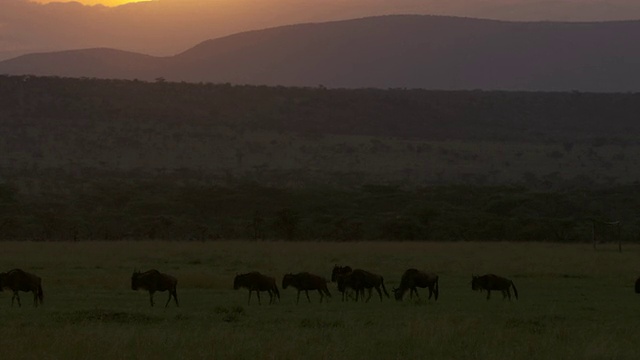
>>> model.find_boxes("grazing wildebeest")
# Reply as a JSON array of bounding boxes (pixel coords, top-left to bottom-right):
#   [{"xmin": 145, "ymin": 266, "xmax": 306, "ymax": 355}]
[
  {"xmin": 635, "ymin": 277, "xmax": 640, "ymax": 293},
  {"xmin": 0, "ymin": 269, "xmax": 44, "ymax": 307},
  {"xmin": 338, "ymin": 269, "xmax": 389, "ymax": 302},
  {"xmin": 282, "ymin": 272, "xmax": 331, "ymax": 304},
  {"xmin": 393, "ymin": 268, "xmax": 439, "ymax": 301},
  {"xmin": 131, "ymin": 269, "xmax": 179, "ymax": 307},
  {"xmin": 331, "ymin": 265, "xmax": 355, "ymax": 301},
  {"xmin": 331, "ymin": 265, "xmax": 353, "ymax": 282},
  {"xmin": 472, "ymin": 274, "xmax": 518, "ymax": 300},
  {"xmin": 233, "ymin": 272, "xmax": 280, "ymax": 305}
]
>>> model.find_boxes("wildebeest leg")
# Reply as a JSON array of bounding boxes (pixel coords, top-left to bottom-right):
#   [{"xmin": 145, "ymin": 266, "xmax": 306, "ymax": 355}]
[
  {"xmin": 33, "ymin": 291, "xmax": 38, "ymax": 307},
  {"xmin": 172, "ymin": 290, "xmax": 179, "ymax": 307},
  {"xmin": 414, "ymin": 288, "xmax": 421, "ymax": 300},
  {"xmin": 296, "ymin": 290, "xmax": 301, "ymax": 304},
  {"xmin": 366, "ymin": 288, "xmax": 374, "ymax": 302},
  {"xmin": 165, "ymin": 292, "xmax": 172, "ymax": 307},
  {"xmin": 376, "ymin": 286, "xmax": 383, "ymax": 301},
  {"xmin": 317, "ymin": 289, "xmax": 324, "ymax": 303},
  {"xmin": 305, "ymin": 290, "xmax": 311, "ymax": 303},
  {"xmin": 324, "ymin": 287, "xmax": 331, "ymax": 300},
  {"xmin": 256, "ymin": 290, "xmax": 261, "ymax": 305},
  {"xmin": 247, "ymin": 290, "xmax": 252, "ymax": 305},
  {"xmin": 149, "ymin": 291, "xmax": 155, "ymax": 307},
  {"xmin": 268, "ymin": 290, "xmax": 273, "ymax": 304},
  {"xmin": 12, "ymin": 291, "xmax": 21, "ymax": 307},
  {"xmin": 486, "ymin": 290, "xmax": 491, "ymax": 300}
]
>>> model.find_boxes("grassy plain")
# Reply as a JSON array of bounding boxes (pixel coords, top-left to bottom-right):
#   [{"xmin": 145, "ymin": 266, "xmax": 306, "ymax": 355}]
[{"xmin": 0, "ymin": 241, "xmax": 639, "ymax": 359}]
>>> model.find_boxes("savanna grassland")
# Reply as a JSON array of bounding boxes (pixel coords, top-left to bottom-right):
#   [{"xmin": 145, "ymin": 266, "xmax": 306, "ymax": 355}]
[
  {"xmin": 2, "ymin": 76, "xmax": 640, "ymax": 359},
  {"xmin": 1, "ymin": 241, "xmax": 639, "ymax": 359}
]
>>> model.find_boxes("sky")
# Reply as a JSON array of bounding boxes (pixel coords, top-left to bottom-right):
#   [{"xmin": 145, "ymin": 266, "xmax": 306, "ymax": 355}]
[
  {"xmin": 33, "ymin": 0, "xmax": 147, "ymax": 5},
  {"xmin": 2, "ymin": 0, "xmax": 640, "ymax": 61}
]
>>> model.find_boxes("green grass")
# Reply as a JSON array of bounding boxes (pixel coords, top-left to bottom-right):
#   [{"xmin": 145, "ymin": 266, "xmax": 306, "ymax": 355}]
[{"xmin": 1, "ymin": 241, "xmax": 639, "ymax": 359}]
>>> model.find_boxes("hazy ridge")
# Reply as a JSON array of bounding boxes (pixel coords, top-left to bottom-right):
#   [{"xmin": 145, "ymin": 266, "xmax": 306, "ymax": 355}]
[
  {"xmin": 2, "ymin": 15, "xmax": 640, "ymax": 91},
  {"xmin": 5, "ymin": 0, "xmax": 640, "ymax": 62}
]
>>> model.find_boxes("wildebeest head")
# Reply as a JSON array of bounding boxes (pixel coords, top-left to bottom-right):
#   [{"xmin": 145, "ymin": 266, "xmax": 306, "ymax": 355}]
[
  {"xmin": 282, "ymin": 274, "xmax": 293, "ymax": 289},
  {"xmin": 471, "ymin": 275, "xmax": 481, "ymax": 291},
  {"xmin": 392, "ymin": 287, "xmax": 406, "ymax": 301},
  {"xmin": 392, "ymin": 287, "xmax": 405, "ymax": 301},
  {"xmin": 131, "ymin": 270, "xmax": 141, "ymax": 290},
  {"xmin": 331, "ymin": 265, "xmax": 352, "ymax": 282},
  {"xmin": 233, "ymin": 274, "xmax": 242, "ymax": 290}
]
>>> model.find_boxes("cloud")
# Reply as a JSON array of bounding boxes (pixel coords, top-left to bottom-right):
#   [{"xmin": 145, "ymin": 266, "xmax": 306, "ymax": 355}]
[{"xmin": 2, "ymin": 0, "xmax": 640, "ymax": 61}]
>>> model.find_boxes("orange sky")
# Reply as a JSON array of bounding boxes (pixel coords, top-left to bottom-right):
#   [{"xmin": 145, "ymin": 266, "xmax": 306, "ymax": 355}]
[{"xmin": 33, "ymin": 0, "xmax": 147, "ymax": 6}]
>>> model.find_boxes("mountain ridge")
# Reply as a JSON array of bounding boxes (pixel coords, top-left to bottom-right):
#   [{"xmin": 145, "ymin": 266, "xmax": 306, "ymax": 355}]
[{"xmin": 2, "ymin": 15, "xmax": 640, "ymax": 92}]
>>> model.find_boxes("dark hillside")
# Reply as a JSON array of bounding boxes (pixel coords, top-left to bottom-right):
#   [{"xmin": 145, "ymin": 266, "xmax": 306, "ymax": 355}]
[
  {"xmin": 1, "ymin": 76, "xmax": 639, "ymax": 242},
  {"xmin": 1, "ymin": 76, "xmax": 639, "ymax": 142}
]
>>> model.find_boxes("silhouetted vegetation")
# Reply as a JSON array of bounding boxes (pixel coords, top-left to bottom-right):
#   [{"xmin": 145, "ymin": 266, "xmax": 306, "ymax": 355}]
[
  {"xmin": 1, "ymin": 75, "xmax": 639, "ymax": 141},
  {"xmin": 0, "ymin": 180, "xmax": 638, "ymax": 242}
]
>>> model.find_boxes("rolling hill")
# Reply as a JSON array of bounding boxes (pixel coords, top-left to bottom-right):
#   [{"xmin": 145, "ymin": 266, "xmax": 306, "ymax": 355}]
[{"xmin": 1, "ymin": 15, "xmax": 640, "ymax": 91}]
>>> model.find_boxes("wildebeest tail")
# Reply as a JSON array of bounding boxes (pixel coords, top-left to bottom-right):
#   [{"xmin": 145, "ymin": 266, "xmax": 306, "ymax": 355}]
[
  {"xmin": 434, "ymin": 276, "xmax": 439, "ymax": 301},
  {"xmin": 37, "ymin": 284, "xmax": 44, "ymax": 305},
  {"xmin": 511, "ymin": 281, "xmax": 518, "ymax": 300},
  {"xmin": 380, "ymin": 277, "xmax": 390, "ymax": 298}
]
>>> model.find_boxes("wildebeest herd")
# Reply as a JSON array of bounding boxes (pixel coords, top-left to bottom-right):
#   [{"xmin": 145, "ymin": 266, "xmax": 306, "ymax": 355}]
[{"xmin": 2, "ymin": 265, "xmax": 639, "ymax": 307}]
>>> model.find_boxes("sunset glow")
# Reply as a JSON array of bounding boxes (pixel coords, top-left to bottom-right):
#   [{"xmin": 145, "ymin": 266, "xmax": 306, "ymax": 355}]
[{"xmin": 32, "ymin": 0, "xmax": 148, "ymax": 6}]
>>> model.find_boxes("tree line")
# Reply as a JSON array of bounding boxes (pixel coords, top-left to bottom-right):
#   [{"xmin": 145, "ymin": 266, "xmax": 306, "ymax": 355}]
[{"xmin": 0, "ymin": 181, "xmax": 637, "ymax": 243}]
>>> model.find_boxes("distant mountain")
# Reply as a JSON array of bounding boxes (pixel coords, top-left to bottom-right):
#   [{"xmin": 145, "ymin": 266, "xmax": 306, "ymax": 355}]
[
  {"xmin": 0, "ymin": 48, "xmax": 165, "ymax": 80},
  {"xmin": 2, "ymin": 15, "xmax": 640, "ymax": 92}
]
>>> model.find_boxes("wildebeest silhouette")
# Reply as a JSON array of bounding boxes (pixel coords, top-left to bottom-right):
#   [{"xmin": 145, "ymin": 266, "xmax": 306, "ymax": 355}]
[
  {"xmin": 331, "ymin": 265, "xmax": 355, "ymax": 301},
  {"xmin": 331, "ymin": 265, "xmax": 353, "ymax": 282},
  {"xmin": 282, "ymin": 272, "xmax": 331, "ymax": 304},
  {"xmin": 472, "ymin": 274, "xmax": 518, "ymax": 300},
  {"xmin": 337, "ymin": 269, "xmax": 389, "ymax": 302},
  {"xmin": 635, "ymin": 277, "xmax": 640, "ymax": 293},
  {"xmin": 393, "ymin": 268, "xmax": 439, "ymax": 301},
  {"xmin": 234, "ymin": 272, "xmax": 280, "ymax": 305},
  {"xmin": 131, "ymin": 269, "xmax": 179, "ymax": 307},
  {"xmin": 0, "ymin": 269, "xmax": 44, "ymax": 307}
]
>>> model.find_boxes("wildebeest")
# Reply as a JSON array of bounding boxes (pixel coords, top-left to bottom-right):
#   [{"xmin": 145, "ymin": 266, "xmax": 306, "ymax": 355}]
[
  {"xmin": 331, "ymin": 265, "xmax": 353, "ymax": 282},
  {"xmin": 282, "ymin": 272, "xmax": 331, "ymax": 303},
  {"xmin": 131, "ymin": 269, "xmax": 179, "ymax": 307},
  {"xmin": 337, "ymin": 269, "xmax": 389, "ymax": 302},
  {"xmin": 331, "ymin": 265, "xmax": 355, "ymax": 301},
  {"xmin": 472, "ymin": 274, "xmax": 518, "ymax": 300},
  {"xmin": 393, "ymin": 268, "xmax": 439, "ymax": 301},
  {"xmin": 0, "ymin": 269, "xmax": 44, "ymax": 307},
  {"xmin": 234, "ymin": 272, "xmax": 280, "ymax": 305},
  {"xmin": 635, "ymin": 277, "xmax": 640, "ymax": 293}
]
